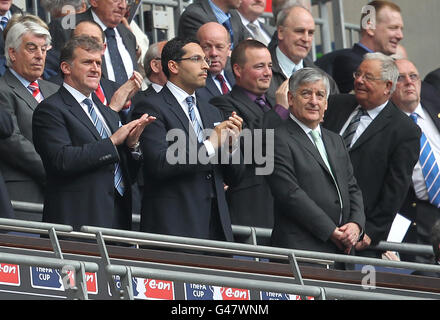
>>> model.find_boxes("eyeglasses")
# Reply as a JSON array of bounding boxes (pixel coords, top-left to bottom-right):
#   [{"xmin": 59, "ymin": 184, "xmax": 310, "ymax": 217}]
[
  {"xmin": 397, "ymin": 73, "xmax": 420, "ymax": 83},
  {"xmin": 176, "ymin": 55, "xmax": 211, "ymax": 66},
  {"xmin": 353, "ymin": 71, "xmax": 383, "ymax": 82}
]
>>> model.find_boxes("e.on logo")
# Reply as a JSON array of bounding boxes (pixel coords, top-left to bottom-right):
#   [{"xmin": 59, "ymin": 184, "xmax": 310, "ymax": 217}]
[
  {"xmin": 0, "ymin": 263, "xmax": 20, "ymax": 286},
  {"xmin": 132, "ymin": 278, "xmax": 175, "ymax": 300},
  {"xmin": 210, "ymin": 286, "xmax": 250, "ymax": 300}
]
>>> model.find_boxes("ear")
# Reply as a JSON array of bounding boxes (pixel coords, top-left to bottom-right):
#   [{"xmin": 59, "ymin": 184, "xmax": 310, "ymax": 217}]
[
  {"xmin": 385, "ymin": 81, "xmax": 393, "ymax": 95},
  {"xmin": 60, "ymin": 61, "xmax": 72, "ymax": 77},
  {"xmin": 150, "ymin": 59, "xmax": 160, "ymax": 73},
  {"xmin": 365, "ymin": 20, "xmax": 375, "ymax": 37},
  {"xmin": 277, "ymin": 26, "xmax": 284, "ymax": 41},
  {"xmin": 232, "ymin": 63, "xmax": 241, "ymax": 79},
  {"xmin": 89, "ymin": 0, "xmax": 98, "ymax": 8},
  {"xmin": 8, "ymin": 47, "xmax": 16, "ymax": 63},
  {"xmin": 168, "ymin": 60, "xmax": 179, "ymax": 76},
  {"xmin": 101, "ymin": 43, "xmax": 107, "ymax": 55}
]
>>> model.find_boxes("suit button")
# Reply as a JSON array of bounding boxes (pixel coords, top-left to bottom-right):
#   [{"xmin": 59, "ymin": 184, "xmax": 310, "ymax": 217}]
[
  {"xmin": 206, "ymin": 173, "xmax": 212, "ymax": 180},
  {"xmin": 411, "ymin": 202, "xmax": 417, "ymax": 208},
  {"xmin": 413, "ymin": 222, "xmax": 417, "ymax": 227}
]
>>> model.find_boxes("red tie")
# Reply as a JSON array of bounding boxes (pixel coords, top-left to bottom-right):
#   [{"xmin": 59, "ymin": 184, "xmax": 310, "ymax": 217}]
[
  {"xmin": 28, "ymin": 81, "xmax": 43, "ymax": 102},
  {"xmin": 95, "ymin": 83, "xmax": 106, "ymax": 105},
  {"xmin": 216, "ymin": 74, "xmax": 229, "ymax": 94}
]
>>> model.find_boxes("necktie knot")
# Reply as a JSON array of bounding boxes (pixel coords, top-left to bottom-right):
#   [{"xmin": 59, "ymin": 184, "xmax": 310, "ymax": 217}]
[
  {"xmin": 410, "ymin": 112, "xmax": 418, "ymax": 123},
  {"xmin": 0, "ymin": 16, "xmax": 8, "ymax": 30},
  {"xmin": 255, "ymin": 96, "xmax": 270, "ymax": 112},
  {"xmin": 28, "ymin": 81, "xmax": 39, "ymax": 92},
  {"xmin": 310, "ymin": 128, "xmax": 320, "ymax": 143},
  {"xmin": 28, "ymin": 81, "xmax": 43, "ymax": 102},
  {"xmin": 185, "ymin": 96, "xmax": 195, "ymax": 109},
  {"xmin": 215, "ymin": 74, "xmax": 229, "ymax": 94},
  {"xmin": 104, "ymin": 27, "xmax": 116, "ymax": 38},
  {"xmin": 83, "ymin": 98, "xmax": 93, "ymax": 111}
]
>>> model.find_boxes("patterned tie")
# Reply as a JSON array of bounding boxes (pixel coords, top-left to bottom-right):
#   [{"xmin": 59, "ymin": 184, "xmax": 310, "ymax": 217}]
[
  {"xmin": 104, "ymin": 28, "xmax": 128, "ymax": 85},
  {"xmin": 28, "ymin": 81, "xmax": 44, "ymax": 103},
  {"xmin": 95, "ymin": 83, "xmax": 107, "ymax": 105},
  {"xmin": 185, "ymin": 96, "xmax": 204, "ymax": 143},
  {"xmin": 410, "ymin": 113, "xmax": 440, "ymax": 207},
  {"xmin": 84, "ymin": 98, "xmax": 125, "ymax": 196},
  {"xmin": 342, "ymin": 108, "xmax": 368, "ymax": 149},
  {"xmin": 215, "ymin": 74, "xmax": 229, "ymax": 94},
  {"xmin": 247, "ymin": 22, "xmax": 268, "ymax": 45},
  {"xmin": 310, "ymin": 128, "xmax": 343, "ymax": 221},
  {"xmin": 255, "ymin": 96, "xmax": 271, "ymax": 112},
  {"xmin": 222, "ymin": 18, "xmax": 234, "ymax": 49},
  {"xmin": 0, "ymin": 16, "xmax": 8, "ymax": 30},
  {"xmin": 291, "ymin": 64, "xmax": 301, "ymax": 76}
]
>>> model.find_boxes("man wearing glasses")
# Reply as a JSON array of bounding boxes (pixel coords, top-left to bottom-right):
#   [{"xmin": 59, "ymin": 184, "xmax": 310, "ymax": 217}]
[
  {"xmin": 391, "ymin": 59, "xmax": 440, "ymax": 264},
  {"xmin": 131, "ymin": 37, "xmax": 245, "ymax": 242},
  {"xmin": 323, "ymin": 52, "xmax": 421, "ymax": 258}
]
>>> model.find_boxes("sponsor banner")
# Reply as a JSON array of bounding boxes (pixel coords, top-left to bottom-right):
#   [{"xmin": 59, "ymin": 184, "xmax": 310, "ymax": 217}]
[
  {"xmin": 185, "ymin": 283, "xmax": 250, "ymax": 300},
  {"xmin": 30, "ymin": 267, "xmax": 98, "ymax": 294},
  {"xmin": 132, "ymin": 278, "xmax": 175, "ymax": 300},
  {"xmin": 0, "ymin": 263, "xmax": 20, "ymax": 286},
  {"xmin": 260, "ymin": 291, "xmax": 314, "ymax": 300}
]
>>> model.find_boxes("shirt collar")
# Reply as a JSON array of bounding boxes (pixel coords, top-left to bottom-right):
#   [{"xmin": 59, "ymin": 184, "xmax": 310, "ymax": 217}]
[
  {"xmin": 9, "ymin": 68, "xmax": 33, "ymax": 88},
  {"xmin": 63, "ymin": 82, "xmax": 93, "ymax": 105},
  {"xmin": 363, "ymin": 100, "xmax": 389, "ymax": 120},
  {"xmin": 356, "ymin": 42, "xmax": 374, "ymax": 53},
  {"xmin": 166, "ymin": 81, "xmax": 197, "ymax": 106},
  {"xmin": 208, "ymin": 0, "xmax": 231, "ymax": 24},
  {"xmin": 289, "ymin": 113, "xmax": 321, "ymax": 136},
  {"xmin": 276, "ymin": 46, "xmax": 303, "ymax": 78}
]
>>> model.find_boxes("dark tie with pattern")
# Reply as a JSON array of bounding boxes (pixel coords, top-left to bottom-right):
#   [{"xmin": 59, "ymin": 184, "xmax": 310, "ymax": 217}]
[
  {"xmin": 84, "ymin": 98, "xmax": 124, "ymax": 196},
  {"xmin": 342, "ymin": 108, "xmax": 368, "ymax": 149},
  {"xmin": 215, "ymin": 74, "xmax": 229, "ymax": 94},
  {"xmin": 255, "ymin": 96, "xmax": 271, "ymax": 112},
  {"xmin": 104, "ymin": 28, "xmax": 128, "ymax": 85}
]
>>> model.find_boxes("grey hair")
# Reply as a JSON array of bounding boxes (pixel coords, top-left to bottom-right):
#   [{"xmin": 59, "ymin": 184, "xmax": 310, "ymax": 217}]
[
  {"xmin": 363, "ymin": 52, "xmax": 399, "ymax": 93},
  {"xmin": 289, "ymin": 67, "xmax": 331, "ymax": 98},
  {"xmin": 5, "ymin": 20, "xmax": 51, "ymax": 67},
  {"xmin": 143, "ymin": 42, "xmax": 161, "ymax": 77},
  {"xmin": 276, "ymin": 1, "xmax": 310, "ymax": 28}
]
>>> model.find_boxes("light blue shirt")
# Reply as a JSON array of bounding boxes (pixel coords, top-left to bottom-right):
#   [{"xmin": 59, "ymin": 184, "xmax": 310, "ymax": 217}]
[
  {"xmin": 208, "ymin": 0, "xmax": 231, "ymax": 24},
  {"xmin": 9, "ymin": 68, "xmax": 41, "ymax": 97},
  {"xmin": 276, "ymin": 47, "xmax": 304, "ymax": 78}
]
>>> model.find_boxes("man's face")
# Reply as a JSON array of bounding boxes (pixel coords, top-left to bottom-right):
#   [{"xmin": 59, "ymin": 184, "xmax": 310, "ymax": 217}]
[
  {"xmin": 90, "ymin": 0, "xmax": 126, "ymax": 28},
  {"xmin": 174, "ymin": 43, "xmax": 209, "ymax": 93},
  {"xmin": 198, "ymin": 25, "xmax": 231, "ymax": 76},
  {"xmin": 63, "ymin": 47, "xmax": 102, "ymax": 96},
  {"xmin": 0, "ymin": 0, "xmax": 12, "ymax": 16},
  {"xmin": 234, "ymin": 47, "xmax": 272, "ymax": 95},
  {"xmin": 288, "ymin": 80, "xmax": 327, "ymax": 129},
  {"xmin": 9, "ymin": 32, "xmax": 48, "ymax": 82},
  {"xmin": 277, "ymin": 7, "xmax": 315, "ymax": 64},
  {"xmin": 354, "ymin": 59, "xmax": 392, "ymax": 110},
  {"xmin": 238, "ymin": 0, "xmax": 266, "ymax": 21},
  {"xmin": 391, "ymin": 59, "xmax": 421, "ymax": 113},
  {"xmin": 370, "ymin": 7, "xmax": 404, "ymax": 55}
]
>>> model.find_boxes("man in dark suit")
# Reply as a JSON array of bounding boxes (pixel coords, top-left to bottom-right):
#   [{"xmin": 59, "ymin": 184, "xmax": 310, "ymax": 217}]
[
  {"xmin": 267, "ymin": 67, "xmax": 365, "ymax": 264},
  {"xmin": 424, "ymin": 68, "xmax": 440, "ymax": 95},
  {"xmin": 237, "ymin": 0, "xmax": 275, "ymax": 46},
  {"xmin": 267, "ymin": 3, "xmax": 338, "ymax": 102},
  {"xmin": 131, "ymin": 37, "xmax": 245, "ymax": 241},
  {"xmin": 178, "ymin": 0, "xmax": 252, "ymax": 50},
  {"xmin": 49, "ymin": 1, "xmax": 138, "ymax": 85},
  {"xmin": 391, "ymin": 59, "xmax": 440, "ymax": 264},
  {"xmin": 32, "ymin": 35, "xmax": 155, "ymax": 231},
  {"xmin": 196, "ymin": 22, "xmax": 235, "ymax": 101},
  {"xmin": 315, "ymin": 1, "xmax": 404, "ymax": 94},
  {"xmin": 0, "ymin": 19, "xmax": 59, "ymax": 211},
  {"xmin": 211, "ymin": 39, "xmax": 289, "ymax": 229},
  {"xmin": 323, "ymin": 53, "xmax": 420, "ymax": 257},
  {"xmin": 0, "ymin": 108, "xmax": 15, "ymax": 219},
  {"xmin": 140, "ymin": 41, "xmax": 168, "ymax": 94},
  {"xmin": 0, "ymin": 0, "xmax": 23, "ymax": 76}
]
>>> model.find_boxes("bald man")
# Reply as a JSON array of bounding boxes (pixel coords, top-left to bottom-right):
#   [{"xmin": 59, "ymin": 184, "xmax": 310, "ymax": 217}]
[
  {"xmin": 196, "ymin": 22, "xmax": 235, "ymax": 101},
  {"xmin": 140, "ymin": 41, "xmax": 168, "ymax": 94}
]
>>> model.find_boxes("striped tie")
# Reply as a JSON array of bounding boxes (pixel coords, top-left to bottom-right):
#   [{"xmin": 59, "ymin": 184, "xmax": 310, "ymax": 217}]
[
  {"xmin": 84, "ymin": 98, "xmax": 125, "ymax": 196},
  {"xmin": 0, "ymin": 16, "xmax": 8, "ymax": 30},
  {"xmin": 410, "ymin": 113, "xmax": 440, "ymax": 207},
  {"xmin": 186, "ymin": 96, "xmax": 204, "ymax": 143},
  {"xmin": 28, "ymin": 81, "xmax": 43, "ymax": 103},
  {"xmin": 342, "ymin": 108, "xmax": 368, "ymax": 149}
]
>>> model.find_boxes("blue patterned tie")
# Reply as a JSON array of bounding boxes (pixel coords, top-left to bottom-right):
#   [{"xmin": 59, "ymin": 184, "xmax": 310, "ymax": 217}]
[
  {"xmin": 222, "ymin": 18, "xmax": 234, "ymax": 49},
  {"xmin": 104, "ymin": 28, "xmax": 128, "ymax": 85},
  {"xmin": 84, "ymin": 98, "xmax": 125, "ymax": 196},
  {"xmin": 185, "ymin": 96, "xmax": 204, "ymax": 143},
  {"xmin": 410, "ymin": 112, "xmax": 440, "ymax": 208},
  {"xmin": 0, "ymin": 16, "xmax": 8, "ymax": 30}
]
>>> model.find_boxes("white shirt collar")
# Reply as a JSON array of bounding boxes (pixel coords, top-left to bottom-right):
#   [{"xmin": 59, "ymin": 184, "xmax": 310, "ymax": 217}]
[
  {"xmin": 289, "ymin": 113, "xmax": 321, "ymax": 136},
  {"xmin": 276, "ymin": 46, "xmax": 303, "ymax": 78},
  {"xmin": 63, "ymin": 82, "xmax": 93, "ymax": 105},
  {"xmin": 166, "ymin": 81, "xmax": 197, "ymax": 106},
  {"xmin": 363, "ymin": 100, "xmax": 389, "ymax": 120}
]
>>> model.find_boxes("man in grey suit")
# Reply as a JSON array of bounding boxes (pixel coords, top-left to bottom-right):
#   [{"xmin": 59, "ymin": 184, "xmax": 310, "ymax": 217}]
[
  {"xmin": 266, "ymin": 67, "xmax": 365, "ymax": 265},
  {"xmin": 49, "ymin": 0, "xmax": 139, "ymax": 85},
  {"xmin": 237, "ymin": 0, "xmax": 275, "ymax": 46},
  {"xmin": 0, "ymin": 19, "xmax": 59, "ymax": 213},
  {"xmin": 178, "ymin": 0, "xmax": 252, "ymax": 50}
]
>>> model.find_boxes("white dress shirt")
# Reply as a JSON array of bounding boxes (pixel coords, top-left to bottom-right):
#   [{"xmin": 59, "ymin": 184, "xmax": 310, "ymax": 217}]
[
  {"xmin": 212, "ymin": 70, "xmax": 232, "ymax": 94},
  {"xmin": 237, "ymin": 12, "xmax": 271, "ymax": 45}
]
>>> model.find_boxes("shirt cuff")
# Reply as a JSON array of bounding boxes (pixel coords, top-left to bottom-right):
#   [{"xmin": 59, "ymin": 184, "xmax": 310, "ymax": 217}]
[{"xmin": 203, "ymin": 140, "xmax": 216, "ymax": 158}]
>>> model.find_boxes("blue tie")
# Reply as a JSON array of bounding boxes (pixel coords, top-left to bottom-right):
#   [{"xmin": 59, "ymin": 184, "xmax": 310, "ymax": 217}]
[
  {"xmin": 410, "ymin": 112, "xmax": 440, "ymax": 208},
  {"xmin": 185, "ymin": 96, "xmax": 204, "ymax": 143},
  {"xmin": 0, "ymin": 16, "xmax": 8, "ymax": 30},
  {"xmin": 222, "ymin": 18, "xmax": 234, "ymax": 49},
  {"xmin": 104, "ymin": 28, "xmax": 128, "ymax": 85},
  {"xmin": 84, "ymin": 98, "xmax": 125, "ymax": 196}
]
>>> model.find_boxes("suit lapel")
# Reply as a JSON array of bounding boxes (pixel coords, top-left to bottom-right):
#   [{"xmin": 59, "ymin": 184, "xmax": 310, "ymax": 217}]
[
  {"xmin": 162, "ymin": 86, "xmax": 193, "ymax": 135},
  {"xmin": 231, "ymin": 86, "xmax": 264, "ymax": 120},
  {"xmin": 204, "ymin": 76, "xmax": 222, "ymax": 97},
  {"xmin": 5, "ymin": 71, "xmax": 38, "ymax": 111},
  {"xmin": 92, "ymin": 93, "xmax": 119, "ymax": 133},
  {"xmin": 350, "ymin": 101, "xmax": 393, "ymax": 152},
  {"xmin": 422, "ymin": 99, "xmax": 440, "ymax": 130}
]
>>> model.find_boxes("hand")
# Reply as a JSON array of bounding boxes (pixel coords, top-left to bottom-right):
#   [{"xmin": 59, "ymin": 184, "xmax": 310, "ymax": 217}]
[
  {"xmin": 275, "ymin": 79, "xmax": 289, "ymax": 109},
  {"xmin": 110, "ymin": 114, "xmax": 155, "ymax": 146},
  {"xmin": 125, "ymin": 113, "xmax": 156, "ymax": 148},
  {"xmin": 330, "ymin": 227, "xmax": 345, "ymax": 251},
  {"xmin": 338, "ymin": 222, "xmax": 361, "ymax": 248},
  {"xmin": 382, "ymin": 251, "xmax": 400, "ymax": 261},
  {"xmin": 109, "ymin": 71, "xmax": 143, "ymax": 112},
  {"xmin": 208, "ymin": 112, "xmax": 243, "ymax": 150},
  {"xmin": 355, "ymin": 233, "xmax": 371, "ymax": 251}
]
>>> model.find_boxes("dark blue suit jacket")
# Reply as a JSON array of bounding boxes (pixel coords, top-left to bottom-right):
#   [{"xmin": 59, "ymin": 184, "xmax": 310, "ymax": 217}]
[
  {"xmin": 32, "ymin": 86, "xmax": 138, "ymax": 231},
  {"xmin": 131, "ymin": 85, "xmax": 244, "ymax": 240},
  {"xmin": 196, "ymin": 70, "xmax": 235, "ymax": 102},
  {"xmin": 0, "ymin": 109, "xmax": 14, "ymax": 218}
]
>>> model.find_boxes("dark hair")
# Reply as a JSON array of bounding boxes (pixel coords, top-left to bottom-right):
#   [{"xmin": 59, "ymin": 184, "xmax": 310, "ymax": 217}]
[
  {"xmin": 431, "ymin": 220, "xmax": 440, "ymax": 262},
  {"xmin": 161, "ymin": 37, "xmax": 199, "ymax": 79},
  {"xmin": 60, "ymin": 35, "xmax": 103, "ymax": 76},
  {"xmin": 230, "ymin": 39, "xmax": 268, "ymax": 77}
]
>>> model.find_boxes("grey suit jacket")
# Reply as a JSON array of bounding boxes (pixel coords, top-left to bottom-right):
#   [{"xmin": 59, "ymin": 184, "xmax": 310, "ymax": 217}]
[
  {"xmin": 178, "ymin": 0, "xmax": 252, "ymax": 49},
  {"xmin": 0, "ymin": 69, "xmax": 59, "ymax": 202},
  {"xmin": 266, "ymin": 118, "xmax": 365, "ymax": 254}
]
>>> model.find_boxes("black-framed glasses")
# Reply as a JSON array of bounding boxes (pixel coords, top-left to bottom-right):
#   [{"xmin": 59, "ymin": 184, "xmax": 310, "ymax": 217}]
[
  {"xmin": 397, "ymin": 73, "xmax": 420, "ymax": 83},
  {"xmin": 176, "ymin": 55, "xmax": 211, "ymax": 66}
]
